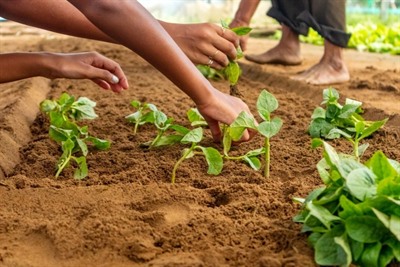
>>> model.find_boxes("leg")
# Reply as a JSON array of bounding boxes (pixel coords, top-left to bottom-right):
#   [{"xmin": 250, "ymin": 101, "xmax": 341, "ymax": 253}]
[
  {"xmin": 245, "ymin": 24, "xmax": 302, "ymax": 65},
  {"xmin": 293, "ymin": 0, "xmax": 350, "ymax": 84},
  {"xmin": 292, "ymin": 39, "xmax": 349, "ymax": 85}
]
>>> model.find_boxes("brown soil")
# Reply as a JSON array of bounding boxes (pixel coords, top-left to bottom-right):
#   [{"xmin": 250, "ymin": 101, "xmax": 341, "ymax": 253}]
[{"xmin": 1, "ymin": 22, "xmax": 399, "ymax": 267}]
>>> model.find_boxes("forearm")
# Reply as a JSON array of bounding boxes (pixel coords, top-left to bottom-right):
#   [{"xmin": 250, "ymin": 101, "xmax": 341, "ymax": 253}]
[
  {"xmin": 0, "ymin": 53, "xmax": 55, "ymax": 83},
  {"xmin": 68, "ymin": 0, "xmax": 213, "ymax": 105},
  {"xmin": 0, "ymin": 0, "xmax": 115, "ymax": 43},
  {"xmin": 232, "ymin": 0, "xmax": 261, "ymax": 25}
]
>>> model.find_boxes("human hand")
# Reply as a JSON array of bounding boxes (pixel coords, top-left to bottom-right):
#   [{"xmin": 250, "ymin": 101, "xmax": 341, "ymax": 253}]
[
  {"xmin": 46, "ymin": 52, "xmax": 129, "ymax": 92},
  {"xmin": 161, "ymin": 22, "xmax": 240, "ymax": 69},
  {"xmin": 196, "ymin": 88, "xmax": 257, "ymax": 142},
  {"xmin": 229, "ymin": 19, "xmax": 250, "ymax": 52}
]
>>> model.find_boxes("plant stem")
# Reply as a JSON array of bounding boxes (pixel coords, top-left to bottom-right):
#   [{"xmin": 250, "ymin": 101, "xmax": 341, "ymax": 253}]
[
  {"xmin": 55, "ymin": 151, "xmax": 71, "ymax": 178},
  {"xmin": 264, "ymin": 137, "xmax": 270, "ymax": 178},
  {"xmin": 171, "ymin": 144, "xmax": 195, "ymax": 184}
]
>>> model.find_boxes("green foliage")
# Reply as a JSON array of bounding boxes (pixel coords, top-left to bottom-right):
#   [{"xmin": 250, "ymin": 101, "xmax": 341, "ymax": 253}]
[
  {"xmin": 294, "ymin": 140, "xmax": 400, "ymax": 267},
  {"xmin": 40, "ymin": 93, "xmax": 110, "ymax": 179},
  {"xmin": 171, "ymin": 127, "xmax": 223, "ymax": 184},
  {"xmin": 308, "ymin": 87, "xmax": 387, "ymax": 159},
  {"xmin": 221, "ymin": 89, "xmax": 282, "ymax": 178},
  {"xmin": 125, "ymin": 100, "xmax": 158, "ymax": 134}
]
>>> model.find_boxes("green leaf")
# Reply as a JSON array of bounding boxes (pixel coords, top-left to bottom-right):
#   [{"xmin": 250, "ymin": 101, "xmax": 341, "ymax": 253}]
[
  {"xmin": 360, "ymin": 242, "xmax": 382, "ymax": 267},
  {"xmin": 257, "ymin": 117, "xmax": 283, "ymax": 138},
  {"xmin": 74, "ymin": 156, "xmax": 88, "ymax": 179},
  {"xmin": 338, "ymin": 195, "xmax": 364, "ymax": 219},
  {"xmin": 366, "ymin": 150, "xmax": 398, "ymax": 181},
  {"xmin": 334, "ymin": 234, "xmax": 352, "ymax": 267},
  {"xmin": 229, "ymin": 111, "xmax": 257, "ymax": 141},
  {"xmin": 76, "ymin": 138, "xmax": 88, "ymax": 156},
  {"xmin": 181, "ymin": 127, "xmax": 203, "ymax": 144},
  {"xmin": 345, "ymin": 216, "xmax": 388, "ymax": 243},
  {"xmin": 256, "ymin": 89, "xmax": 279, "ymax": 119},
  {"xmin": 151, "ymin": 134, "xmax": 183, "ymax": 147},
  {"xmin": 72, "ymin": 97, "xmax": 98, "ymax": 120},
  {"xmin": 311, "ymin": 107, "xmax": 326, "ymax": 119},
  {"xmin": 40, "ymin": 99, "xmax": 57, "ymax": 113},
  {"xmin": 243, "ymin": 156, "xmax": 261, "ymax": 170},
  {"xmin": 222, "ymin": 127, "xmax": 232, "ymax": 156},
  {"xmin": 377, "ymin": 178, "xmax": 400, "ymax": 197},
  {"xmin": 308, "ymin": 118, "xmax": 335, "ymax": 138},
  {"xmin": 307, "ymin": 201, "xmax": 341, "ymax": 229},
  {"xmin": 387, "ymin": 237, "xmax": 400, "ymax": 261},
  {"xmin": 378, "ymin": 246, "xmax": 395, "ymax": 267},
  {"xmin": 49, "ymin": 125, "xmax": 71, "ymax": 142},
  {"xmin": 314, "ymin": 226, "xmax": 348, "ymax": 266},
  {"xmin": 130, "ymin": 100, "xmax": 141, "ymax": 109},
  {"xmin": 322, "ymin": 88, "xmax": 340, "ymax": 105},
  {"xmin": 346, "ymin": 167, "xmax": 378, "ymax": 201},
  {"xmin": 372, "ymin": 208, "xmax": 400, "ymax": 241},
  {"xmin": 349, "ymin": 239, "xmax": 364, "ymax": 261},
  {"xmin": 224, "ymin": 61, "xmax": 240, "ymax": 85},
  {"xmin": 86, "ymin": 137, "xmax": 110, "ymax": 150},
  {"xmin": 322, "ymin": 141, "xmax": 341, "ymax": 168},
  {"xmin": 199, "ymin": 147, "xmax": 223, "ymax": 175},
  {"xmin": 231, "ymin": 26, "xmax": 252, "ymax": 36},
  {"xmin": 187, "ymin": 108, "xmax": 207, "ymax": 127},
  {"xmin": 358, "ymin": 118, "xmax": 388, "ymax": 140}
]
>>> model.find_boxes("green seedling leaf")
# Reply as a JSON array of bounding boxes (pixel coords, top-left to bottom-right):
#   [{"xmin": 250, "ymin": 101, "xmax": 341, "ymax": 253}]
[
  {"xmin": 257, "ymin": 117, "xmax": 283, "ymax": 138},
  {"xmin": 72, "ymin": 97, "xmax": 97, "ymax": 120},
  {"xmin": 360, "ymin": 242, "xmax": 382, "ymax": 267},
  {"xmin": 224, "ymin": 61, "xmax": 241, "ymax": 85},
  {"xmin": 322, "ymin": 88, "xmax": 340, "ymax": 105},
  {"xmin": 187, "ymin": 108, "xmax": 207, "ymax": 127},
  {"xmin": 243, "ymin": 156, "xmax": 261, "ymax": 170},
  {"xmin": 311, "ymin": 107, "xmax": 326, "ymax": 119},
  {"xmin": 358, "ymin": 118, "xmax": 388, "ymax": 140},
  {"xmin": 199, "ymin": 147, "xmax": 223, "ymax": 175},
  {"xmin": 366, "ymin": 150, "xmax": 398, "ymax": 182},
  {"xmin": 257, "ymin": 89, "xmax": 279, "ymax": 119},
  {"xmin": 346, "ymin": 216, "xmax": 388, "ymax": 243},
  {"xmin": 86, "ymin": 137, "xmax": 111, "ymax": 150},
  {"xmin": 229, "ymin": 111, "xmax": 257, "ymax": 141},
  {"xmin": 346, "ymin": 168, "xmax": 378, "ymax": 201},
  {"xmin": 74, "ymin": 156, "xmax": 88, "ymax": 180},
  {"xmin": 181, "ymin": 127, "xmax": 203, "ymax": 144},
  {"xmin": 76, "ymin": 138, "xmax": 88, "ymax": 157},
  {"xmin": 314, "ymin": 226, "xmax": 348, "ymax": 266},
  {"xmin": 40, "ymin": 99, "xmax": 57, "ymax": 113},
  {"xmin": 306, "ymin": 202, "xmax": 341, "ymax": 229},
  {"xmin": 230, "ymin": 26, "xmax": 252, "ymax": 36}
]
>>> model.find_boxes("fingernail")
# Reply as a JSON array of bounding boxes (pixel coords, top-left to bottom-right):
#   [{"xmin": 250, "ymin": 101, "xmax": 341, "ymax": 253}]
[{"xmin": 111, "ymin": 75, "xmax": 119, "ymax": 84}]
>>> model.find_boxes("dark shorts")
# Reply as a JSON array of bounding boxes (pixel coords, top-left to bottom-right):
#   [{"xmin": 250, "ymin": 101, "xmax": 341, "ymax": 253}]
[{"xmin": 267, "ymin": 0, "xmax": 351, "ymax": 47}]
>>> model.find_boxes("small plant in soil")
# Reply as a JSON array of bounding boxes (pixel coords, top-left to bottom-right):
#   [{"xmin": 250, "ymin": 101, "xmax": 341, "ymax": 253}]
[
  {"xmin": 308, "ymin": 87, "xmax": 387, "ymax": 160},
  {"xmin": 171, "ymin": 127, "xmax": 223, "ymax": 184},
  {"xmin": 40, "ymin": 93, "xmax": 110, "ymax": 179},
  {"xmin": 294, "ymin": 139, "xmax": 400, "ymax": 267},
  {"xmin": 125, "ymin": 100, "xmax": 158, "ymax": 135},
  {"xmin": 221, "ymin": 21, "xmax": 252, "ymax": 97},
  {"xmin": 222, "ymin": 89, "xmax": 282, "ymax": 178}
]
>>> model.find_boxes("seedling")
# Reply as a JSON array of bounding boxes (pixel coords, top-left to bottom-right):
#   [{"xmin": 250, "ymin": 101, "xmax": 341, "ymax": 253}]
[
  {"xmin": 171, "ymin": 127, "xmax": 223, "ymax": 184},
  {"xmin": 125, "ymin": 100, "xmax": 158, "ymax": 134},
  {"xmin": 309, "ymin": 88, "xmax": 387, "ymax": 160},
  {"xmin": 222, "ymin": 89, "xmax": 282, "ymax": 178},
  {"xmin": 221, "ymin": 21, "xmax": 252, "ymax": 97},
  {"xmin": 294, "ymin": 139, "xmax": 400, "ymax": 267},
  {"xmin": 40, "ymin": 93, "xmax": 110, "ymax": 179}
]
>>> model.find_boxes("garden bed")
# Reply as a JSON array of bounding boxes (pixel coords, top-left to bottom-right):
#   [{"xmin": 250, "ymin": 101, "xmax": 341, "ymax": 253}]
[{"xmin": 0, "ymin": 25, "xmax": 399, "ymax": 266}]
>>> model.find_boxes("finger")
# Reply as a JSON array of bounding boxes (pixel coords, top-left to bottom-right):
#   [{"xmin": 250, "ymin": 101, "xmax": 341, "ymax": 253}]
[
  {"xmin": 213, "ymin": 28, "xmax": 239, "ymax": 60},
  {"xmin": 207, "ymin": 120, "xmax": 222, "ymax": 142},
  {"xmin": 207, "ymin": 49, "xmax": 229, "ymax": 68},
  {"xmin": 92, "ymin": 79, "xmax": 111, "ymax": 90},
  {"xmin": 90, "ymin": 53, "xmax": 129, "ymax": 90}
]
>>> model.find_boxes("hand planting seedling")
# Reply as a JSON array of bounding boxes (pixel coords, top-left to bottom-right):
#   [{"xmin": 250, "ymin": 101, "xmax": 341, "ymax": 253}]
[
  {"xmin": 171, "ymin": 127, "xmax": 223, "ymax": 184},
  {"xmin": 222, "ymin": 89, "xmax": 282, "ymax": 178},
  {"xmin": 309, "ymin": 87, "xmax": 387, "ymax": 160},
  {"xmin": 40, "ymin": 93, "xmax": 110, "ymax": 179},
  {"xmin": 221, "ymin": 21, "xmax": 252, "ymax": 97},
  {"xmin": 294, "ymin": 139, "xmax": 400, "ymax": 267}
]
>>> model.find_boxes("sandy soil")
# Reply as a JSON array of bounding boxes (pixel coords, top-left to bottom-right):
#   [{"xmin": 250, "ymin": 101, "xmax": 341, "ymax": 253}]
[{"xmin": 0, "ymin": 22, "xmax": 399, "ymax": 267}]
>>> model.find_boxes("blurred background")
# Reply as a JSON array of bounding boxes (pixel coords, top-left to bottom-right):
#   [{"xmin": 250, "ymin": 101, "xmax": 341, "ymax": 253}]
[{"xmin": 136, "ymin": 0, "xmax": 399, "ymax": 55}]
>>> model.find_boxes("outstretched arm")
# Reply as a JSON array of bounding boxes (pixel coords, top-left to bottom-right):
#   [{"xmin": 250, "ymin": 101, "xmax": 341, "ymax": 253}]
[
  {"xmin": 0, "ymin": 0, "xmax": 239, "ymax": 68},
  {"xmin": 66, "ymin": 0, "xmax": 254, "ymax": 141},
  {"xmin": 0, "ymin": 52, "xmax": 128, "ymax": 92}
]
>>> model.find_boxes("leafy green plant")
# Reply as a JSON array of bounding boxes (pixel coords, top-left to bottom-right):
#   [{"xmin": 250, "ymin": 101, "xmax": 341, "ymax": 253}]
[
  {"xmin": 171, "ymin": 127, "xmax": 223, "ymax": 184},
  {"xmin": 309, "ymin": 87, "xmax": 387, "ymax": 160},
  {"xmin": 294, "ymin": 139, "xmax": 400, "ymax": 267},
  {"xmin": 125, "ymin": 100, "xmax": 158, "ymax": 134},
  {"xmin": 40, "ymin": 93, "xmax": 110, "ymax": 179},
  {"xmin": 222, "ymin": 89, "xmax": 282, "ymax": 178}
]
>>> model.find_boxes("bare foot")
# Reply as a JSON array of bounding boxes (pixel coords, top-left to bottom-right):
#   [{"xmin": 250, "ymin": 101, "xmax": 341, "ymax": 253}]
[
  {"xmin": 292, "ymin": 40, "xmax": 350, "ymax": 85},
  {"xmin": 245, "ymin": 24, "xmax": 302, "ymax": 66},
  {"xmin": 245, "ymin": 46, "xmax": 302, "ymax": 65}
]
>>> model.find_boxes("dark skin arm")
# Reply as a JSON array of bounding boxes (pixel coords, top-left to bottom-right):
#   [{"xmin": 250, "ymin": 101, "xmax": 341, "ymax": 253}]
[{"xmin": 0, "ymin": 0, "xmax": 239, "ymax": 68}]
